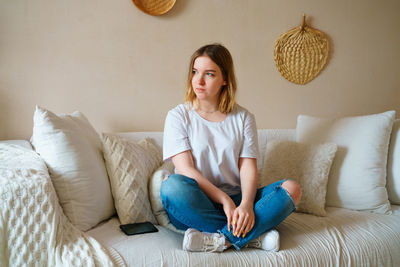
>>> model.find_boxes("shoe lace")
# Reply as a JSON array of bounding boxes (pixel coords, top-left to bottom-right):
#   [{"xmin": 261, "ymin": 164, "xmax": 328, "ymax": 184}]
[
  {"xmin": 203, "ymin": 234, "xmax": 225, "ymax": 252},
  {"xmin": 247, "ymin": 237, "xmax": 261, "ymax": 248}
]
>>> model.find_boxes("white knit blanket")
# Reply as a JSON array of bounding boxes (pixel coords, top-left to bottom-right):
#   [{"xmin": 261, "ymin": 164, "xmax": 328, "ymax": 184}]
[{"xmin": 0, "ymin": 144, "xmax": 125, "ymax": 267}]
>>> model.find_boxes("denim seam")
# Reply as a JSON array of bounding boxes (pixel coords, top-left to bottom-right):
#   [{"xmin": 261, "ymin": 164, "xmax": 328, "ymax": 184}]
[
  {"xmin": 281, "ymin": 186, "xmax": 296, "ymax": 211},
  {"xmin": 257, "ymin": 186, "xmax": 278, "ymax": 212}
]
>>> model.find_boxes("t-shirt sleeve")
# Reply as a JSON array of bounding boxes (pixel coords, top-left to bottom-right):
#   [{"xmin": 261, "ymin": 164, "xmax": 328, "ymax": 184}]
[
  {"xmin": 162, "ymin": 108, "xmax": 191, "ymax": 161},
  {"xmin": 240, "ymin": 112, "xmax": 259, "ymax": 159}
]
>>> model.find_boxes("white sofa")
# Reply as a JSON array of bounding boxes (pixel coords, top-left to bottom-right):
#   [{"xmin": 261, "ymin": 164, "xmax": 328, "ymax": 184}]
[
  {"xmin": 1, "ymin": 109, "xmax": 400, "ymax": 266},
  {"xmin": 87, "ymin": 129, "xmax": 400, "ymax": 266}
]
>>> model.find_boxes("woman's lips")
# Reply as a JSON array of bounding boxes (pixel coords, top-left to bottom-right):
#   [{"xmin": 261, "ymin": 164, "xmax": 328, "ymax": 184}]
[{"xmin": 196, "ymin": 88, "xmax": 205, "ymax": 93}]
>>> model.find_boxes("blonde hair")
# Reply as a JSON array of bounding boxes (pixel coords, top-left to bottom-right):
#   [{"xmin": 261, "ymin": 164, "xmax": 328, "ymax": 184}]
[{"xmin": 184, "ymin": 44, "xmax": 237, "ymax": 114}]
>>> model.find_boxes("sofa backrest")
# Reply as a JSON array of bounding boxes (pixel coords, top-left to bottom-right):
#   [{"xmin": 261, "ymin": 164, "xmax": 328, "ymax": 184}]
[{"xmin": 116, "ymin": 129, "xmax": 296, "ymax": 171}]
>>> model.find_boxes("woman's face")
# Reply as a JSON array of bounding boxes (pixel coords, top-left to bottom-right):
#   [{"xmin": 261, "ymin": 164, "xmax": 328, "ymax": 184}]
[{"xmin": 191, "ymin": 56, "xmax": 226, "ymax": 103}]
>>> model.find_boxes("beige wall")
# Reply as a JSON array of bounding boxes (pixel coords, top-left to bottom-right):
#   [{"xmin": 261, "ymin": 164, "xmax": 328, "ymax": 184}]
[{"xmin": 1, "ymin": 0, "xmax": 399, "ymax": 140}]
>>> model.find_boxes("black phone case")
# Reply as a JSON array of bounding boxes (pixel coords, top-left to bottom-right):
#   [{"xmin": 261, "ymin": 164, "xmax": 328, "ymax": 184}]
[{"xmin": 119, "ymin": 222, "xmax": 158, "ymax": 236}]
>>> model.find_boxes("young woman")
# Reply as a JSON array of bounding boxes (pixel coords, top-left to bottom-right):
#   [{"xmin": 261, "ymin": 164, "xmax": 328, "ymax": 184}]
[{"xmin": 161, "ymin": 43, "xmax": 301, "ymax": 252}]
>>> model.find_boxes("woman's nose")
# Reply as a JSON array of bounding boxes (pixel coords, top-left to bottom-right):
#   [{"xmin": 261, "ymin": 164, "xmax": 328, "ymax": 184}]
[{"xmin": 197, "ymin": 75, "xmax": 205, "ymax": 85}]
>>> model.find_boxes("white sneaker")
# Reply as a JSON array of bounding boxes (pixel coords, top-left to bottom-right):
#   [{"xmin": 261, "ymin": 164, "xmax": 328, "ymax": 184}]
[
  {"xmin": 247, "ymin": 229, "xmax": 280, "ymax": 252},
  {"xmin": 183, "ymin": 228, "xmax": 227, "ymax": 252}
]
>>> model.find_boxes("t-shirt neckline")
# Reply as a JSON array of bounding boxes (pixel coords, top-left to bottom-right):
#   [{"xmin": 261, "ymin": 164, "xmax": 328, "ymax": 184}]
[{"xmin": 192, "ymin": 108, "xmax": 231, "ymax": 125}]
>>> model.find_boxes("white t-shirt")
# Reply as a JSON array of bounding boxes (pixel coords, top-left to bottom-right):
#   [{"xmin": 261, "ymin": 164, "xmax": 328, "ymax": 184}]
[{"xmin": 163, "ymin": 103, "xmax": 258, "ymax": 195}]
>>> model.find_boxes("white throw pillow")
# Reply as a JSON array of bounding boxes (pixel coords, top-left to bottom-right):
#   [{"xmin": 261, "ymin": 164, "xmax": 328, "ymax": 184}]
[
  {"xmin": 296, "ymin": 111, "xmax": 395, "ymax": 214},
  {"xmin": 149, "ymin": 161, "xmax": 185, "ymax": 234},
  {"xmin": 102, "ymin": 134, "xmax": 161, "ymax": 225},
  {"xmin": 259, "ymin": 140, "xmax": 337, "ymax": 216},
  {"xmin": 387, "ymin": 119, "xmax": 400, "ymax": 204},
  {"xmin": 31, "ymin": 106, "xmax": 115, "ymax": 231}
]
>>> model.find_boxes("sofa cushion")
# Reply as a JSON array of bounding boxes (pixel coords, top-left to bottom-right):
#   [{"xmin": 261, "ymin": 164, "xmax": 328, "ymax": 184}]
[
  {"xmin": 387, "ymin": 119, "xmax": 400, "ymax": 204},
  {"xmin": 87, "ymin": 207, "xmax": 400, "ymax": 266},
  {"xmin": 102, "ymin": 134, "xmax": 161, "ymax": 225},
  {"xmin": 259, "ymin": 140, "xmax": 337, "ymax": 216},
  {"xmin": 296, "ymin": 111, "xmax": 395, "ymax": 214},
  {"xmin": 30, "ymin": 106, "xmax": 115, "ymax": 231},
  {"xmin": 149, "ymin": 161, "xmax": 185, "ymax": 234}
]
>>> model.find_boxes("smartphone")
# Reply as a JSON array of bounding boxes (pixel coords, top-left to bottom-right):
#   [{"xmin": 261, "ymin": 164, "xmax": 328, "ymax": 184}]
[{"xmin": 119, "ymin": 221, "xmax": 158, "ymax": 236}]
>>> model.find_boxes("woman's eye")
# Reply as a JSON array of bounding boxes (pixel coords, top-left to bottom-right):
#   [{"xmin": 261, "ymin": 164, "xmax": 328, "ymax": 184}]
[{"xmin": 206, "ymin": 72, "xmax": 214, "ymax": 77}]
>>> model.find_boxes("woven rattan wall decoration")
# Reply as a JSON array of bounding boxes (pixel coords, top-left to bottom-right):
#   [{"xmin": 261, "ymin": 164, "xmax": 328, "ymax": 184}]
[
  {"xmin": 274, "ymin": 14, "xmax": 329, "ymax": 85},
  {"xmin": 132, "ymin": 0, "xmax": 176, "ymax": 16}
]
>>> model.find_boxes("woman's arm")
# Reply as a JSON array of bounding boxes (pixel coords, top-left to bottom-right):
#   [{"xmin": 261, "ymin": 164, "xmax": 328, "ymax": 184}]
[
  {"xmin": 232, "ymin": 157, "xmax": 258, "ymax": 237},
  {"xmin": 171, "ymin": 150, "xmax": 237, "ymax": 230}
]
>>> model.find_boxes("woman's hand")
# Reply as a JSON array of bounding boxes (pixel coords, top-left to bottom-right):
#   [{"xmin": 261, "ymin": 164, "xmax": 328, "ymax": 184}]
[
  {"xmin": 221, "ymin": 196, "xmax": 237, "ymax": 232},
  {"xmin": 232, "ymin": 202, "xmax": 255, "ymax": 238}
]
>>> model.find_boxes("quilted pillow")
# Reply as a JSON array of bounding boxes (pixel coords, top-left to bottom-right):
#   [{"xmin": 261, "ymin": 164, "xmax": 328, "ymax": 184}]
[
  {"xmin": 296, "ymin": 111, "xmax": 395, "ymax": 214},
  {"xmin": 31, "ymin": 106, "xmax": 115, "ymax": 231},
  {"xmin": 102, "ymin": 134, "xmax": 161, "ymax": 225},
  {"xmin": 259, "ymin": 140, "xmax": 337, "ymax": 216},
  {"xmin": 149, "ymin": 161, "xmax": 185, "ymax": 234}
]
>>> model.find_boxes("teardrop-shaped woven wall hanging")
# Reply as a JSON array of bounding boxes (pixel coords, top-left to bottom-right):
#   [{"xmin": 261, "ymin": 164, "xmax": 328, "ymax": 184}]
[{"xmin": 274, "ymin": 14, "xmax": 329, "ymax": 85}]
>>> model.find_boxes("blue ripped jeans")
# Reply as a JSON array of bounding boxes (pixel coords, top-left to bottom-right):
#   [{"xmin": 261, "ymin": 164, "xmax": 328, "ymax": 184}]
[{"xmin": 160, "ymin": 174, "xmax": 296, "ymax": 250}]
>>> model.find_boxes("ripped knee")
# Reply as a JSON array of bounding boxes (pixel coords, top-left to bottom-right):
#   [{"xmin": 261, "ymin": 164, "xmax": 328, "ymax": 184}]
[{"xmin": 281, "ymin": 180, "xmax": 302, "ymax": 205}]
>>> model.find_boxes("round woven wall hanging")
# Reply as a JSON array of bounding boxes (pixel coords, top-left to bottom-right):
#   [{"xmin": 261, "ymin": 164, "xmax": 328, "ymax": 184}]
[
  {"xmin": 132, "ymin": 0, "xmax": 176, "ymax": 16},
  {"xmin": 274, "ymin": 14, "xmax": 329, "ymax": 85}
]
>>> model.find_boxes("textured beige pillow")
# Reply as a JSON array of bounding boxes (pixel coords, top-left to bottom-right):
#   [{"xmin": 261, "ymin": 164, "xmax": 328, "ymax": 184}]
[
  {"xmin": 102, "ymin": 134, "xmax": 161, "ymax": 225},
  {"xmin": 149, "ymin": 161, "xmax": 185, "ymax": 234},
  {"xmin": 259, "ymin": 140, "xmax": 337, "ymax": 216}
]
